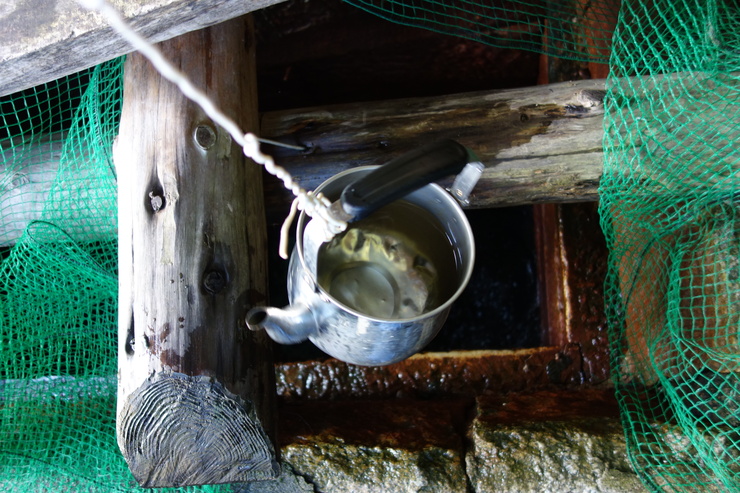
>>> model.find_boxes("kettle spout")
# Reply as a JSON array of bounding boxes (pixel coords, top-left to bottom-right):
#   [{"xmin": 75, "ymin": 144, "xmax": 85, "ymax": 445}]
[{"xmin": 246, "ymin": 303, "xmax": 318, "ymax": 345}]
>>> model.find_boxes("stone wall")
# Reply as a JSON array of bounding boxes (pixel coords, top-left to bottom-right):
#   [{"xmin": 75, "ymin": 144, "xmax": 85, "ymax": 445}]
[{"xmin": 241, "ymin": 389, "xmax": 648, "ymax": 493}]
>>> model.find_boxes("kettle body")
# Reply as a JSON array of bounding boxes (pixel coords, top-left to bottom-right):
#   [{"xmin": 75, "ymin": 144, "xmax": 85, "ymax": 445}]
[{"xmin": 247, "ymin": 165, "xmax": 475, "ymax": 366}]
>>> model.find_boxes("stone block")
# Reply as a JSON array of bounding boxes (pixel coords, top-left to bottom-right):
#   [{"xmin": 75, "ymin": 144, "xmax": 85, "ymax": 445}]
[
  {"xmin": 278, "ymin": 399, "xmax": 470, "ymax": 492},
  {"xmin": 466, "ymin": 389, "xmax": 647, "ymax": 493}
]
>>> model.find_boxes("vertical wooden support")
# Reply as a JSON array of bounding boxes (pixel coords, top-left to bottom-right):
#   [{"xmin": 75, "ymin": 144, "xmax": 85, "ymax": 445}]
[
  {"xmin": 534, "ymin": 203, "xmax": 610, "ymax": 383},
  {"xmin": 114, "ymin": 16, "xmax": 278, "ymax": 487}
]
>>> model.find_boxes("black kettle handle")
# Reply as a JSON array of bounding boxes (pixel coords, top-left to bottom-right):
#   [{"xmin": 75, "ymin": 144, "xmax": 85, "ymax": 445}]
[{"xmin": 340, "ymin": 139, "xmax": 472, "ymax": 221}]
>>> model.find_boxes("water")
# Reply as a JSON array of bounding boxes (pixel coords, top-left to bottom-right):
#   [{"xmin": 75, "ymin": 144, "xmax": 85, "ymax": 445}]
[{"xmin": 316, "ymin": 200, "xmax": 459, "ymax": 319}]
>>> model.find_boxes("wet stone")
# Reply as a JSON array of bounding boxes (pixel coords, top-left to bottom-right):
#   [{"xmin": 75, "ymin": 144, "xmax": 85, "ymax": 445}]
[
  {"xmin": 282, "ymin": 444, "xmax": 466, "ymax": 493},
  {"xmin": 278, "ymin": 399, "xmax": 469, "ymax": 493},
  {"xmin": 466, "ymin": 389, "xmax": 648, "ymax": 493},
  {"xmin": 234, "ymin": 463, "xmax": 314, "ymax": 493}
]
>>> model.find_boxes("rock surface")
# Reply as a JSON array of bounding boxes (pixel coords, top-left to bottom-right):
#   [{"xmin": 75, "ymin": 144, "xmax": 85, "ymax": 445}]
[
  {"xmin": 271, "ymin": 389, "xmax": 649, "ymax": 493},
  {"xmin": 278, "ymin": 399, "xmax": 469, "ymax": 493},
  {"xmin": 466, "ymin": 390, "xmax": 648, "ymax": 493},
  {"xmin": 235, "ymin": 463, "xmax": 315, "ymax": 493}
]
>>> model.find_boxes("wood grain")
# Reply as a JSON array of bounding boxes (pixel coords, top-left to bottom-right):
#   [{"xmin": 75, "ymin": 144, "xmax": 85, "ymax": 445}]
[
  {"xmin": 0, "ymin": 0, "xmax": 286, "ymax": 97},
  {"xmin": 259, "ymin": 78, "xmax": 607, "ymax": 224},
  {"xmin": 114, "ymin": 17, "xmax": 277, "ymax": 487}
]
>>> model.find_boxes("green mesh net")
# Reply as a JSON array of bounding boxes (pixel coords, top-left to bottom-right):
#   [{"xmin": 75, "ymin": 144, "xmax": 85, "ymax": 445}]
[
  {"xmin": 599, "ymin": 0, "xmax": 740, "ymax": 491},
  {"xmin": 1, "ymin": 0, "xmax": 740, "ymax": 491},
  {"xmin": 0, "ymin": 60, "xmax": 228, "ymax": 492},
  {"xmin": 0, "ymin": 59, "xmax": 124, "ymax": 491},
  {"xmin": 345, "ymin": 0, "xmax": 620, "ymax": 63}
]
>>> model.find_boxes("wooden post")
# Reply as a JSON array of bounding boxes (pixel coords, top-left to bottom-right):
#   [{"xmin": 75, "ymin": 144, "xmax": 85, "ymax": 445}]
[{"xmin": 114, "ymin": 16, "xmax": 278, "ymax": 487}]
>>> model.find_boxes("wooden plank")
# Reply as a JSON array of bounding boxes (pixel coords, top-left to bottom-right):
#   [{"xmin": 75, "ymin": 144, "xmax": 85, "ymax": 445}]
[
  {"xmin": 114, "ymin": 16, "xmax": 278, "ymax": 487},
  {"xmin": 534, "ymin": 202, "xmax": 610, "ymax": 382},
  {"xmin": 3, "ymin": 79, "xmax": 607, "ymax": 245},
  {"xmin": 259, "ymin": 77, "xmax": 607, "ymax": 223},
  {"xmin": 0, "ymin": 134, "xmax": 64, "ymax": 246},
  {"xmin": 0, "ymin": 0, "xmax": 285, "ymax": 97}
]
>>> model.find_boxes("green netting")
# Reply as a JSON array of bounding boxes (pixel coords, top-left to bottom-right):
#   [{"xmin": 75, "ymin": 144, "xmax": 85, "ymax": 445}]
[
  {"xmin": 346, "ymin": 0, "xmax": 621, "ymax": 63},
  {"xmin": 1, "ymin": 0, "xmax": 740, "ymax": 491},
  {"xmin": 361, "ymin": 1, "xmax": 740, "ymax": 490},
  {"xmin": 0, "ymin": 61, "xmax": 228, "ymax": 492},
  {"xmin": 599, "ymin": 0, "xmax": 740, "ymax": 491}
]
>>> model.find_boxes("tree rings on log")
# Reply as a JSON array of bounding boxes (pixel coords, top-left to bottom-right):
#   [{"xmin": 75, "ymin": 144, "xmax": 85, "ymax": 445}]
[{"xmin": 118, "ymin": 373, "xmax": 280, "ymax": 488}]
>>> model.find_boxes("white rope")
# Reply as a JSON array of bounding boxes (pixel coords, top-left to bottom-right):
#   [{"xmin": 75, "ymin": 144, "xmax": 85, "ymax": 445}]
[{"xmin": 78, "ymin": 0, "xmax": 347, "ymax": 258}]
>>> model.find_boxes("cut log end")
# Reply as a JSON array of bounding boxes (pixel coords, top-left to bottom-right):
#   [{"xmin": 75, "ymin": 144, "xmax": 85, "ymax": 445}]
[{"xmin": 117, "ymin": 373, "xmax": 280, "ymax": 488}]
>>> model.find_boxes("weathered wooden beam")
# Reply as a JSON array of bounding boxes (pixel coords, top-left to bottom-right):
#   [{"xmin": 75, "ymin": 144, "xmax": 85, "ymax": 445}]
[
  {"xmin": 10, "ymin": 71, "xmax": 727, "ymax": 244},
  {"xmin": 259, "ymin": 68, "xmax": 740, "ymax": 226},
  {"xmin": 0, "ymin": 134, "xmax": 64, "ymax": 246},
  {"xmin": 0, "ymin": 0, "xmax": 286, "ymax": 97},
  {"xmin": 275, "ymin": 346, "xmax": 585, "ymax": 400},
  {"xmin": 259, "ymin": 77, "xmax": 608, "ymax": 223},
  {"xmin": 4, "ymin": 79, "xmax": 608, "ymax": 246},
  {"xmin": 114, "ymin": 17, "xmax": 278, "ymax": 487}
]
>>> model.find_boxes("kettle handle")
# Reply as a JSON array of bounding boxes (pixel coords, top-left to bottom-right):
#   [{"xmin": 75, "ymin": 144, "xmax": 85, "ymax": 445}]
[{"xmin": 339, "ymin": 139, "xmax": 473, "ymax": 221}]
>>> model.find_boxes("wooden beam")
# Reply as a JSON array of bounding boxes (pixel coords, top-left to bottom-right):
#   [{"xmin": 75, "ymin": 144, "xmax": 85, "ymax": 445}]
[
  {"xmin": 259, "ymin": 77, "xmax": 607, "ymax": 223},
  {"xmin": 3, "ymin": 79, "xmax": 609, "ymax": 246},
  {"xmin": 0, "ymin": 133, "xmax": 64, "ymax": 247},
  {"xmin": 275, "ymin": 347, "xmax": 586, "ymax": 400},
  {"xmin": 0, "ymin": 0, "xmax": 286, "ymax": 97},
  {"xmin": 13, "ymin": 69, "xmax": 726, "ymax": 244},
  {"xmin": 114, "ymin": 17, "xmax": 278, "ymax": 487}
]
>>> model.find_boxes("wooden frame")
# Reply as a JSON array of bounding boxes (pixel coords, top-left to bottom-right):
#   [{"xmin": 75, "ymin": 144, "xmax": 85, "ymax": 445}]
[{"xmin": 0, "ymin": 0, "xmax": 286, "ymax": 97}]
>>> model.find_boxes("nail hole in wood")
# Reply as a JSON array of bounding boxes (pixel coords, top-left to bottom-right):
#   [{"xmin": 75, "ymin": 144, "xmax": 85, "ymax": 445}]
[
  {"xmin": 146, "ymin": 179, "xmax": 165, "ymax": 214},
  {"xmin": 194, "ymin": 124, "xmax": 217, "ymax": 150},
  {"xmin": 149, "ymin": 191, "xmax": 164, "ymax": 212}
]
